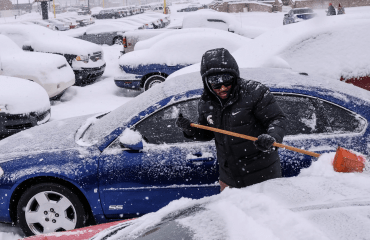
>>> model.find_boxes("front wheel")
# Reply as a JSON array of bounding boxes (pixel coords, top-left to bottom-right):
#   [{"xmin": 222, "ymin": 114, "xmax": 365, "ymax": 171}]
[
  {"xmin": 17, "ymin": 183, "xmax": 86, "ymax": 237},
  {"xmin": 144, "ymin": 75, "xmax": 165, "ymax": 91}
]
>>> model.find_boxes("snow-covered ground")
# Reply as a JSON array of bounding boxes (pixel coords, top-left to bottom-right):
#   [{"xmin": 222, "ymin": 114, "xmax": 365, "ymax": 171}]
[{"xmin": 1, "ymin": 3, "xmax": 370, "ymax": 239}]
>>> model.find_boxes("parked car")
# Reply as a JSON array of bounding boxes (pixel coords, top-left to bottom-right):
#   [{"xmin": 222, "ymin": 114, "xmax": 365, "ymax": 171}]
[
  {"xmin": 283, "ymin": 7, "xmax": 316, "ymax": 25},
  {"xmin": 115, "ymin": 28, "xmax": 250, "ymax": 91},
  {"xmin": 74, "ymin": 23, "xmax": 139, "ymax": 45},
  {"xmin": 182, "ymin": 10, "xmax": 267, "ymax": 38},
  {"xmin": 43, "ymin": 19, "xmax": 70, "ymax": 31},
  {"xmin": 0, "ymin": 25, "xmax": 106, "ymax": 86},
  {"xmin": 0, "ymin": 76, "xmax": 51, "ymax": 139},
  {"xmin": 25, "ymin": 19, "xmax": 54, "ymax": 30},
  {"xmin": 1, "ymin": 68, "xmax": 370, "ymax": 237},
  {"xmin": 64, "ymin": 16, "xmax": 95, "ymax": 27},
  {"xmin": 0, "ymin": 34, "xmax": 75, "ymax": 99},
  {"xmin": 177, "ymin": 4, "xmax": 202, "ymax": 12},
  {"xmin": 92, "ymin": 9, "xmax": 121, "ymax": 19},
  {"xmin": 121, "ymin": 29, "xmax": 173, "ymax": 54},
  {"xmin": 27, "ymin": 169, "xmax": 370, "ymax": 240},
  {"xmin": 55, "ymin": 18, "xmax": 78, "ymax": 29},
  {"xmin": 78, "ymin": 6, "xmax": 91, "ymax": 15}
]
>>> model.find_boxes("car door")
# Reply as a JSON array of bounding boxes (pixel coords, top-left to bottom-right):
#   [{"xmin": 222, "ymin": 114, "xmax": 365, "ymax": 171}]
[
  {"xmin": 274, "ymin": 93, "xmax": 367, "ymax": 177},
  {"xmin": 98, "ymin": 98, "xmax": 219, "ymax": 219}
]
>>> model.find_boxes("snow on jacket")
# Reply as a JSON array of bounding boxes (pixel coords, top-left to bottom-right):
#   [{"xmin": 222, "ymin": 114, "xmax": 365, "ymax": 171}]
[{"xmin": 185, "ymin": 48, "xmax": 287, "ymax": 188}]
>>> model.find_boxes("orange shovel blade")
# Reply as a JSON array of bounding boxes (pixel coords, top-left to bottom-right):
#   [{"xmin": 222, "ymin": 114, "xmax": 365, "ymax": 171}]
[{"xmin": 333, "ymin": 147, "xmax": 366, "ymax": 173}]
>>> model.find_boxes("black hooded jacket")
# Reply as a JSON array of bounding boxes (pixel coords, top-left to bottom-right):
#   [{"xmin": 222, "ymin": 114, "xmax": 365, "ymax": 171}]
[{"xmin": 186, "ymin": 48, "xmax": 287, "ymax": 188}]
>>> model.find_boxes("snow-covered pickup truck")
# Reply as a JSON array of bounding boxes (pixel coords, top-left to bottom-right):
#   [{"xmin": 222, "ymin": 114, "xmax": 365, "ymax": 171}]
[
  {"xmin": 0, "ymin": 35, "xmax": 75, "ymax": 100},
  {"xmin": 0, "ymin": 24, "xmax": 106, "ymax": 86}
]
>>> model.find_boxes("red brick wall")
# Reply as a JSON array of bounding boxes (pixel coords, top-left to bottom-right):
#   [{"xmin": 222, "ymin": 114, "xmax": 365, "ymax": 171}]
[{"xmin": 0, "ymin": 0, "xmax": 13, "ymax": 11}]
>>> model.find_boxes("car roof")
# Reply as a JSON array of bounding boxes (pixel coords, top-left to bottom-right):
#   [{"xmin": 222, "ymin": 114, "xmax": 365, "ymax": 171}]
[{"xmin": 87, "ymin": 67, "xmax": 370, "ymax": 149}]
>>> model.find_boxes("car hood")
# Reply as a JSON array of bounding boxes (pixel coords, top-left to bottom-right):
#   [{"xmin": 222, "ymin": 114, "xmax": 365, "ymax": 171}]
[{"xmin": 0, "ymin": 114, "xmax": 96, "ymax": 163}]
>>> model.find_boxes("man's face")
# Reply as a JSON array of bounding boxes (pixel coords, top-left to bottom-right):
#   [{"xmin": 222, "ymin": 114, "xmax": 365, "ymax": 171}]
[
  {"xmin": 207, "ymin": 73, "xmax": 234, "ymax": 99},
  {"xmin": 213, "ymin": 84, "xmax": 233, "ymax": 99}
]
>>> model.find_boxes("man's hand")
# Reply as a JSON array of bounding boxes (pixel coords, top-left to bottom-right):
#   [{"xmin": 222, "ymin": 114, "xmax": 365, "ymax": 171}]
[
  {"xmin": 254, "ymin": 134, "xmax": 276, "ymax": 152},
  {"xmin": 176, "ymin": 114, "xmax": 192, "ymax": 130}
]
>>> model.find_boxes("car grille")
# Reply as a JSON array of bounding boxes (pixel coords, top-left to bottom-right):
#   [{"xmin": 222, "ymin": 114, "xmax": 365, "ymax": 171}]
[
  {"xmin": 6, "ymin": 123, "xmax": 33, "ymax": 130},
  {"xmin": 90, "ymin": 52, "xmax": 102, "ymax": 62}
]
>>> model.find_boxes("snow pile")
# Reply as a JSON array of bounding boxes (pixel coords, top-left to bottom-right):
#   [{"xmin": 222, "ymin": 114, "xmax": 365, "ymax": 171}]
[
  {"xmin": 0, "ymin": 24, "xmax": 102, "ymax": 56},
  {"xmin": 119, "ymin": 128, "xmax": 142, "ymax": 145},
  {"xmin": 119, "ymin": 28, "xmax": 250, "ymax": 66},
  {"xmin": 0, "ymin": 76, "xmax": 50, "ymax": 115}
]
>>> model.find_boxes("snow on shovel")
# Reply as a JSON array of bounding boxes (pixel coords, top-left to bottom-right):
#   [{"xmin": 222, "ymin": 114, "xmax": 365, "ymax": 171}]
[{"xmin": 190, "ymin": 123, "xmax": 366, "ymax": 173}]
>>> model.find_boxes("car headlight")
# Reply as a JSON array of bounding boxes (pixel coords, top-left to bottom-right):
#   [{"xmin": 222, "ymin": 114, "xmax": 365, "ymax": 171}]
[
  {"xmin": 0, "ymin": 104, "xmax": 8, "ymax": 113},
  {"xmin": 0, "ymin": 166, "xmax": 4, "ymax": 178},
  {"xmin": 76, "ymin": 55, "xmax": 89, "ymax": 63}
]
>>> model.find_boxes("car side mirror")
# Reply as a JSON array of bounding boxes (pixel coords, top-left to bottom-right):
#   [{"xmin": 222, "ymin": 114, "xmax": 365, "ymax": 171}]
[
  {"xmin": 284, "ymin": 14, "xmax": 288, "ymax": 17},
  {"xmin": 22, "ymin": 45, "xmax": 34, "ymax": 51},
  {"xmin": 83, "ymin": 32, "xmax": 87, "ymax": 35},
  {"xmin": 119, "ymin": 129, "xmax": 143, "ymax": 150}
]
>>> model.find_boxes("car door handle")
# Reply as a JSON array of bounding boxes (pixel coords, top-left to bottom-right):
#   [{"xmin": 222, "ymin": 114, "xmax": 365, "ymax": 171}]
[{"xmin": 188, "ymin": 157, "xmax": 215, "ymax": 162}]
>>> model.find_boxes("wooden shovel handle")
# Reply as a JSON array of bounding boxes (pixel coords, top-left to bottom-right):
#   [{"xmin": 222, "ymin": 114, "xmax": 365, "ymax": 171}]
[{"xmin": 190, "ymin": 123, "xmax": 321, "ymax": 158}]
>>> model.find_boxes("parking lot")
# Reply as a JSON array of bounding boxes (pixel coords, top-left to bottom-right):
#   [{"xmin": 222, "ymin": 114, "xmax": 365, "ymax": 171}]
[{"xmin": 1, "ymin": 2, "xmax": 370, "ymax": 239}]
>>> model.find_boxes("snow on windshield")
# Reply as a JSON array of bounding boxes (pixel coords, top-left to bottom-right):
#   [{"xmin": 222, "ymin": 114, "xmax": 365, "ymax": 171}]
[{"xmin": 119, "ymin": 28, "xmax": 250, "ymax": 67}]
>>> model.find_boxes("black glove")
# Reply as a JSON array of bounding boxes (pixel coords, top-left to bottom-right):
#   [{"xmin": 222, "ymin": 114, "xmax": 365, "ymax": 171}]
[
  {"xmin": 176, "ymin": 113, "xmax": 192, "ymax": 130},
  {"xmin": 254, "ymin": 134, "xmax": 276, "ymax": 152}
]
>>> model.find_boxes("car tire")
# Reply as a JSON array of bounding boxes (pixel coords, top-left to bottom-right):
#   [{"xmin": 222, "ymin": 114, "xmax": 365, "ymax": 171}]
[
  {"xmin": 17, "ymin": 183, "xmax": 86, "ymax": 237},
  {"xmin": 144, "ymin": 75, "xmax": 165, "ymax": 91},
  {"xmin": 113, "ymin": 36, "xmax": 123, "ymax": 45}
]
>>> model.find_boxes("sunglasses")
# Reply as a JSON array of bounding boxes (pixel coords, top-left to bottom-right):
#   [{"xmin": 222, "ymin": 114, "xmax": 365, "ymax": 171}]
[{"xmin": 207, "ymin": 74, "xmax": 234, "ymax": 89}]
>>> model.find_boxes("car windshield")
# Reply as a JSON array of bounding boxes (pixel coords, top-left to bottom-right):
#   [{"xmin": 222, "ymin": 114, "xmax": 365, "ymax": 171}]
[{"xmin": 293, "ymin": 9, "xmax": 313, "ymax": 14}]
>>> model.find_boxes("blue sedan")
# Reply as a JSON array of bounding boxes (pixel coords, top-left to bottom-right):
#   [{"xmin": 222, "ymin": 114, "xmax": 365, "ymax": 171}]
[
  {"xmin": 283, "ymin": 8, "xmax": 316, "ymax": 25},
  {"xmin": 0, "ymin": 68, "xmax": 369, "ymax": 236}
]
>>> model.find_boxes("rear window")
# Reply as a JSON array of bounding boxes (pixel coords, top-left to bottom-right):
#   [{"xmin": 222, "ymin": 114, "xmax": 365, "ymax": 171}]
[{"xmin": 293, "ymin": 9, "xmax": 313, "ymax": 14}]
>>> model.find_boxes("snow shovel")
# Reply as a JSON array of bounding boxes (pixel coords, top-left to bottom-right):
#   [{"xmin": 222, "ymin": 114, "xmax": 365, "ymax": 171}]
[{"xmin": 190, "ymin": 123, "xmax": 366, "ymax": 173}]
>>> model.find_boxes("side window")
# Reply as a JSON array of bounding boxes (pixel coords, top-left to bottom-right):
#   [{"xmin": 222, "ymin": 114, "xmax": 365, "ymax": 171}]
[
  {"xmin": 135, "ymin": 98, "xmax": 200, "ymax": 144},
  {"xmin": 320, "ymin": 101, "xmax": 366, "ymax": 133},
  {"xmin": 274, "ymin": 94, "xmax": 329, "ymax": 135}
]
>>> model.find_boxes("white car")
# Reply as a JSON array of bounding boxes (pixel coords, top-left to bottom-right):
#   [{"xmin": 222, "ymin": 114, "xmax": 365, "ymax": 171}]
[
  {"xmin": 0, "ymin": 24, "xmax": 106, "ymax": 86},
  {"xmin": 0, "ymin": 35, "xmax": 75, "ymax": 99},
  {"xmin": 0, "ymin": 76, "xmax": 51, "ymax": 139},
  {"xmin": 182, "ymin": 9, "xmax": 268, "ymax": 39}
]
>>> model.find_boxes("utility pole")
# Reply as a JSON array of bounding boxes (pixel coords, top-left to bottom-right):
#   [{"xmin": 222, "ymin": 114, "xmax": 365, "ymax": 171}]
[{"xmin": 53, "ymin": 0, "xmax": 56, "ymax": 18}]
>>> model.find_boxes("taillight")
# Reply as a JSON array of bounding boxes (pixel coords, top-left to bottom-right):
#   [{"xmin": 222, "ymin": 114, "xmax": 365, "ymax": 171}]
[{"xmin": 123, "ymin": 37, "xmax": 127, "ymax": 48}]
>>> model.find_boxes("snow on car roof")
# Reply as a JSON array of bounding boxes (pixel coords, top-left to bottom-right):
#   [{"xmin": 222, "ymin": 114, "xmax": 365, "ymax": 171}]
[
  {"xmin": 232, "ymin": 13, "xmax": 370, "ymax": 80},
  {"xmin": 85, "ymin": 23, "xmax": 138, "ymax": 35},
  {"xmin": 0, "ymin": 24, "xmax": 102, "ymax": 56},
  {"xmin": 182, "ymin": 9, "xmax": 268, "ymax": 38},
  {"xmin": 0, "ymin": 76, "xmax": 50, "ymax": 115},
  {"xmin": 118, "ymin": 28, "xmax": 251, "ymax": 66}
]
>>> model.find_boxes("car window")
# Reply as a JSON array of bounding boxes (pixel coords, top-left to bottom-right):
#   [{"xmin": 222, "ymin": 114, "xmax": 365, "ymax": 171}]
[
  {"xmin": 274, "ymin": 94, "xmax": 329, "ymax": 135},
  {"xmin": 319, "ymin": 101, "xmax": 366, "ymax": 133},
  {"xmin": 135, "ymin": 99, "xmax": 200, "ymax": 144}
]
